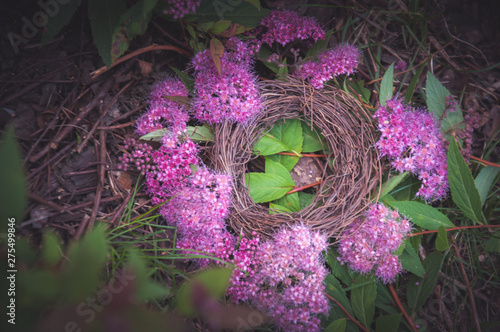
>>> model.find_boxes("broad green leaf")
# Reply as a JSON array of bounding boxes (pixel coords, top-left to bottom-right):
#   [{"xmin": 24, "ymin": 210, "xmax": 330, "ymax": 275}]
[
  {"xmin": 176, "ymin": 268, "xmax": 232, "ymax": 317},
  {"xmin": 269, "ymin": 119, "xmax": 303, "ymax": 154},
  {"xmin": 61, "ymin": 224, "xmax": 109, "ymax": 301},
  {"xmin": 306, "ymin": 29, "xmax": 333, "ymax": 58},
  {"xmin": 186, "ymin": 126, "xmax": 215, "ymax": 142},
  {"xmin": 426, "ymin": 72, "xmax": 464, "ymax": 141},
  {"xmin": 253, "ymin": 133, "xmax": 291, "ymax": 156},
  {"xmin": 380, "ymin": 172, "xmax": 409, "ymax": 198},
  {"xmin": 274, "ymin": 192, "xmax": 300, "ymax": 212},
  {"xmin": 326, "ymin": 249, "xmax": 352, "ymax": 287},
  {"xmin": 447, "ymin": 139, "xmax": 482, "ymax": 223},
  {"xmin": 435, "ymin": 226, "xmax": 449, "ymax": 251},
  {"xmin": 351, "ymin": 275, "xmax": 377, "ymax": 329},
  {"xmin": 265, "ymin": 158, "xmax": 295, "ymax": 186},
  {"xmin": 244, "ymin": 0, "xmax": 261, "ymax": 10},
  {"xmin": 186, "ymin": 0, "xmax": 269, "ymax": 28},
  {"xmin": 400, "ymin": 243, "xmax": 425, "ymax": 278},
  {"xmin": 88, "ymin": 0, "xmax": 128, "ymax": 67},
  {"xmin": 42, "ymin": 231, "xmax": 62, "ymax": 266},
  {"xmin": 375, "ymin": 314, "xmax": 402, "ymax": 332},
  {"xmin": 485, "ymin": 233, "xmax": 500, "ymax": 253},
  {"xmin": 258, "ymin": 45, "xmax": 280, "ymax": 74},
  {"xmin": 298, "ymin": 192, "xmax": 315, "ymax": 210},
  {"xmin": 325, "ymin": 318, "xmax": 347, "ymax": 332},
  {"xmin": 379, "ymin": 63, "xmax": 394, "ymax": 106},
  {"xmin": 475, "ymin": 166, "xmax": 500, "ymax": 206},
  {"xmin": 407, "ymin": 251, "xmax": 443, "ymax": 313},
  {"xmin": 301, "ymin": 121, "xmax": 327, "ymax": 153},
  {"xmin": 170, "ymin": 66, "xmax": 195, "ymax": 92},
  {"xmin": 269, "ymin": 203, "xmax": 293, "ymax": 214},
  {"xmin": 140, "ymin": 128, "xmax": 170, "ymax": 141},
  {"xmin": 41, "ymin": 0, "xmax": 82, "ymax": 46},
  {"xmin": 325, "ymin": 274, "xmax": 354, "ymax": 316},
  {"xmin": 267, "ymin": 154, "xmax": 299, "ymax": 172},
  {"xmin": 0, "ymin": 125, "xmax": 27, "ymax": 228},
  {"xmin": 386, "ymin": 201, "xmax": 454, "ymax": 230},
  {"xmin": 210, "ymin": 20, "xmax": 232, "ymax": 34},
  {"xmin": 245, "ymin": 173, "xmax": 294, "ymax": 203}
]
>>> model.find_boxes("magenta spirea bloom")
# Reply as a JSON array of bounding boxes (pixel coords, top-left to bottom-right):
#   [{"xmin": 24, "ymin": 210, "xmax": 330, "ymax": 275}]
[
  {"xmin": 261, "ymin": 10, "xmax": 326, "ymax": 47},
  {"xmin": 337, "ymin": 204, "xmax": 412, "ymax": 284},
  {"xmin": 118, "ymin": 138, "xmax": 155, "ymax": 175},
  {"xmin": 374, "ymin": 97, "xmax": 449, "ymax": 201},
  {"xmin": 297, "ymin": 44, "xmax": 360, "ymax": 89},
  {"xmin": 166, "ymin": 0, "xmax": 200, "ymax": 19},
  {"xmin": 191, "ymin": 45, "xmax": 263, "ymax": 124},
  {"xmin": 231, "ymin": 225, "xmax": 329, "ymax": 332},
  {"xmin": 144, "ymin": 129, "xmax": 199, "ymax": 205},
  {"xmin": 135, "ymin": 77, "xmax": 190, "ymax": 136}
]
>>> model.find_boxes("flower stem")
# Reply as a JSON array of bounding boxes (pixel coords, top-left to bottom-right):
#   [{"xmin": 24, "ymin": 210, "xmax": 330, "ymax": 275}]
[
  {"xmin": 324, "ymin": 293, "xmax": 369, "ymax": 332},
  {"xmin": 410, "ymin": 224, "xmax": 500, "ymax": 237},
  {"xmin": 277, "ymin": 152, "xmax": 327, "ymax": 157},
  {"xmin": 286, "ymin": 180, "xmax": 322, "ymax": 195},
  {"xmin": 389, "ymin": 284, "xmax": 418, "ymax": 332},
  {"xmin": 470, "ymin": 155, "xmax": 500, "ymax": 168}
]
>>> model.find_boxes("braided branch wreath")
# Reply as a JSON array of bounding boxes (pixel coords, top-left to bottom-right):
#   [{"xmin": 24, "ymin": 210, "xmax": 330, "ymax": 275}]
[{"xmin": 209, "ymin": 76, "xmax": 382, "ymax": 238}]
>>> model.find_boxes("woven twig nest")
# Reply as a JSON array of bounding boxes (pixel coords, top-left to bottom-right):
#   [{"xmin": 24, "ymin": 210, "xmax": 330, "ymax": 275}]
[{"xmin": 210, "ymin": 76, "xmax": 381, "ymax": 238}]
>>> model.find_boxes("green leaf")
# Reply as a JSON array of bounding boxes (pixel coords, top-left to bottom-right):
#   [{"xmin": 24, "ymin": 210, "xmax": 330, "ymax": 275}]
[
  {"xmin": 400, "ymin": 243, "xmax": 425, "ymax": 278},
  {"xmin": 258, "ymin": 45, "xmax": 280, "ymax": 74},
  {"xmin": 447, "ymin": 139, "xmax": 482, "ymax": 223},
  {"xmin": 274, "ymin": 192, "xmax": 300, "ymax": 212},
  {"xmin": 269, "ymin": 203, "xmax": 293, "ymax": 214},
  {"xmin": 475, "ymin": 166, "xmax": 500, "ymax": 207},
  {"xmin": 186, "ymin": 125, "xmax": 215, "ymax": 142},
  {"xmin": 407, "ymin": 251, "xmax": 443, "ymax": 313},
  {"xmin": 245, "ymin": 173, "xmax": 294, "ymax": 203},
  {"xmin": 41, "ymin": 231, "xmax": 62, "ymax": 266},
  {"xmin": 176, "ymin": 268, "xmax": 232, "ymax": 317},
  {"xmin": 385, "ymin": 201, "xmax": 454, "ymax": 230},
  {"xmin": 186, "ymin": 0, "xmax": 269, "ymax": 28},
  {"xmin": 244, "ymin": 0, "xmax": 261, "ymax": 10},
  {"xmin": 404, "ymin": 60, "xmax": 427, "ymax": 102},
  {"xmin": 306, "ymin": 29, "xmax": 333, "ymax": 58},
  {"xmin": 61, "ymin": 224, "xmax": 109, "ymax": 301},
  {"xmin": 170, "ymin": 66, "xmax": 195, "ymax": 92},
  {"xmin": 351, "ymin": 275, "xmax": 377, "ymax": 329},
  {"xmin": 326, "ymin": 250, "xmax": 353, "ymax": 287},
  {"xmin": 379, "ymin": 63, "xmax": 395, "ymax": 106},
  {"xmin": 345, "ymin": 79, "xmax": 371, "ymax": 104},
  {"xmin": 41, "ymin": 0, "xmax": 82, "ymax": 46},
  {"xmin": 126, "ymin": 249, "xmax": 170, "ymax": 302},
  {"xmin": 301, "ymin": 121, "xmax": 327, "ymax": 153},
  {"xmin": 266, "ymin": 154, "xmax": 299, "ymax": 172},
  {"xmin": 298, "ymin": 192, "xmax": 315, "ymax": 210},
  {"xmin": 426, "ymin": 72, "xmax": 464, "ymax": 141},
  {"xmin": 325, "ymin": 274, "xmax": 354, "ymax": 316},
  {"xmin": 375, "ymin": 314, "xmax": 402, "ymax": 332},
  {"xmin": 380, "ymin": 172, "xmax": 409, "ymax": 198},
  {"xmin": 88, "ymin": 0, "xmax": 128, "ymax": 67},
  {"xmin": 325, "ymin": 318, "xmax": 347, "ymax": 332},
  {"xmin": 485, "ymin": 233, "xmax": 500, "ymax": 253},
  {"xmin": 140, "ymin": 128, "xmax": 170, "ymax": 141},
  {"xmin": 0, "ymin": 124, "xmax": 27, "ymax": 228},
  {"xmin": 435, "ymin": 226, "xmax": 449, "ymax": 251},
  {"xmin": 210, "ymin": 20, "xmax": 232, "ymax": 34},
  {"xmin": 254, "ymin": 119, "xmax": 303, "ymax": 156},
  {"xmin": 265, "ymin": 158, "xmax": 295, "ymax": 185}
]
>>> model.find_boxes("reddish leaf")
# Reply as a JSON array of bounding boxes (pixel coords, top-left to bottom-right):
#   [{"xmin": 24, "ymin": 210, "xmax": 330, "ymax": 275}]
[{"xmin": 210, "ymin": 38, "xmax": 224, "ymax": 76}]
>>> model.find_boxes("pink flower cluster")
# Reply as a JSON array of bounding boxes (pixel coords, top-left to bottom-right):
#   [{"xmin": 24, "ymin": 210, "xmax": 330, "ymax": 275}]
[
  {"xmin": 135, "ymin": 78, "xmax": 189, "ymax": 136},
  {"xmin": 117, "ymin": 138, "xmax": 155, "ymax": 175},
  {"xmin": 144, "ymin": 129, "xmax": 199, "ymax": 205},
  {"xmin": 337, "ymin": 204, "xmax": 412, "ymax": 284},
  {"xmin": 165, "ymin": 0, "xmax": 201, "ymax": 19},
  {"xmin": 234, "ymin": 225, "xmax": 329, "ymax": 332},
  {"xmin": 191, "ymin": 43, "xmax": 263, "ymax": 124},
  {"xmin": 374, "ymin": 97, "xmax": 449, "ymax": 201},
  {"xmin": 260, "ymin": 10, "xmax": 326, "ymax": 46},
  {"xmin": 297, "ymin": 44, "xmax": 360, "ymax": 89}
]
